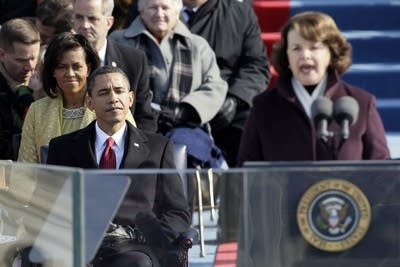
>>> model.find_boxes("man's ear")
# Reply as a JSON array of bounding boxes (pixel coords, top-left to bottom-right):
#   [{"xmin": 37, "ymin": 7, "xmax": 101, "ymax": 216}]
[
  {"xmin": 129, "ymin": 91, "xmax": 135, "ymax": 108},
  {"xmin": 107, "ymin": 16, "xmax": 115, "ymax": 30},
  {"xmin": 87, "ymin": 95, "xmax": 94, "ymax": 111}
]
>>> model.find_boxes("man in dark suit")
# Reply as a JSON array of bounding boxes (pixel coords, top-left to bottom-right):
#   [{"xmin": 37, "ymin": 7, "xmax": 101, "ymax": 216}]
[
  {"xmin": 73, "ymin": 0, "xmax": 157, "ymax": 132},
  {"xmin": 47, "ymin": 65, "xmax": 190, "ymax": 267}
]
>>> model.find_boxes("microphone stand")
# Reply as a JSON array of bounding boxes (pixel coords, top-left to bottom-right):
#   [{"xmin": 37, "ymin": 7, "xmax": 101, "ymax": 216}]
[{"xmin": 324, "ymin": 133, "xmax": 347, "ymax": 161}]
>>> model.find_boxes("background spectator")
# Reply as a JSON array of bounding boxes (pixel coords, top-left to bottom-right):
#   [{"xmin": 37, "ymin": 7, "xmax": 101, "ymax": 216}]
[
  {"xmin": 109, "ymin": 0, "xmax": 227, "ymax": 135},
  {"xmin": 35, "ymin": 0, "xmax": 74, "ymax": 45},
  {"xmin": 18, "ymin": 32, "xmax": 100, "ymax": 163},
  {"xmin": 238, "ymin": 11, "xmax": 390, "ymax": 165},
  {"xmin": 0, "ymin": 18, "xmax": 40, "ymax": 160},
  {"xmin": 29, "ymin": 0, "xmax": 75, "ymax": 100},
  {"xmin": 182, "ymin": 0, "xmax": 270, "ymax": 167},
  {"xmin": 73, "ymin": 0, "xmax": 157, "ymax": 131}
]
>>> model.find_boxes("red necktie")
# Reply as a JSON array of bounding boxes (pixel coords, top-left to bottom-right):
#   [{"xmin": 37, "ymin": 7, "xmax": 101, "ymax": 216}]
[{"xmin": 99, "ymin": 137, "xmax": 116, "ymax": 169}]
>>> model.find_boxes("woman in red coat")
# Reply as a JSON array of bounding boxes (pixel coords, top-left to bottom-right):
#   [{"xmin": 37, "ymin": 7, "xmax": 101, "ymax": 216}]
[{"xmin": 237, "ymin": 11, "xmax": 390, "ymax": 165}]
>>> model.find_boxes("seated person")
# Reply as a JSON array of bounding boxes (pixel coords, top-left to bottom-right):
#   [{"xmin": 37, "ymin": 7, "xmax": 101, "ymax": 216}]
[
  {"xmin": 35, "ymin": 0, "xmax": 74, "ymax": 45},
  {"xmin": 18, "ymin": 32, "xmax": 101, "ymax": 163},
  {"xmin": 47, "ymin": 65, "xmax": 191, "ymax": 267},
  {"xmin": 0, "ymin": 18, "xmax": 40, "ymax": 160},
  {"xmin": 72, "ymin": 0, "xmax": 157, "ymax": 132},
  {"xmin": 109, "ymin": 0, "xmax": 228, "ymax": 136}
]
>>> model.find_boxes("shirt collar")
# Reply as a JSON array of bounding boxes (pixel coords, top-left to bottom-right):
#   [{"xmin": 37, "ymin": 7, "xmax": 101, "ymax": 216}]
[
  {"xmin": 95, "ymin": 121, "xmax": 127, "ymax": 151},
  {"xmin": 98, "ymin": 39, "xmax": 107, "ymax": 66}
]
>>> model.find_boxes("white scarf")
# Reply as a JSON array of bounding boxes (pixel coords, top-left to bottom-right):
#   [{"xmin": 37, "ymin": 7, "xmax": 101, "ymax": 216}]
[{"xmin": 292, "ymin": 73, "xmax": 328, "ymax": 119}]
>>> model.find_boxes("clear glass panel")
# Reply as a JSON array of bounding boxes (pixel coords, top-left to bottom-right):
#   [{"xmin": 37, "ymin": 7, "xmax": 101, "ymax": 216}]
[
  {"xmin": 3, "ymin": 161, "xmax": 400, "ymax": 266},
  {"xmin": 0, "ymin": 161, "xmax": 83, "ymax": 267},
  {"xmin": 237, "ymin": 161, "xmax": 400, "ymax": 267}
]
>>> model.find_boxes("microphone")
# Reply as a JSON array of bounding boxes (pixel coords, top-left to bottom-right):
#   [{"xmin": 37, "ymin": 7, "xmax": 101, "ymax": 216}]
[
  {"xmin": 311, "ymin": 97, "xmax": 333, "ymax": 142},
  {"xmin": 333, "ymin": 96, "xmax": 359, "ymax": 140}
]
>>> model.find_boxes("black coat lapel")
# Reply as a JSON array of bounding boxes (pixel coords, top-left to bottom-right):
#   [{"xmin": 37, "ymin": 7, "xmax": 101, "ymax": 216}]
[
  {"xmin": 120, "ymin": 123, "xmax": 150, "ymax": 168},
  {"xmin": 105, "ymin": 39, "xmax": 116, "ymax": 66},
  {"xmin": 72, "ymin": 121, "xmax": 98, "ymax": 168}
]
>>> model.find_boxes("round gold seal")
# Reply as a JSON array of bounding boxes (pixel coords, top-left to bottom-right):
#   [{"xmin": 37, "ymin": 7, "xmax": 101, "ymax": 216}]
[{"xmin": 297, "ymin": 179, "xmax": 371, "ymax": 252}]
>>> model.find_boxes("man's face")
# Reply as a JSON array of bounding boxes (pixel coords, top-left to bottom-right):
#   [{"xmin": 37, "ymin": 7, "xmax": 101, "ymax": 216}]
[
  {"xmin": 0, "ymin": 42, "xmax": 40, "ymax": 83},
  {"xmin": 88, "ymin": 72, "xmax": 134, "ymax": 133},
  {"xmin": 73, "ymin": 0, "xmax": 114, "ymax": 50},
  {"xmin": 140, "ymin": 0, "xmax": 179, "ymax": 39},
  {"xmin": 35, "ymin": 19, "xmax": 56, "ymax": 45}
]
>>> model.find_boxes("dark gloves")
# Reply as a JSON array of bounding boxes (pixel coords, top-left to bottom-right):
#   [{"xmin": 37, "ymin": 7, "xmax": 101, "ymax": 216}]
[
  {"xmin": 157, "ymin": 103, "xmax": 201, "ymax": 134},
  {"xmin": 95, "ymin": 223, "xmax": 146, "ymax": 261},
  {"xmin": 157, "ymin": 108, "xmax": 176, "ymax": 134},
  {"xmin": 210, "ymin": 95, "xmax": 238, "ymax": 132},
  {"xmin": 14, "ymin": 85, "xmax": 34, "ymax": 123},
  {"xmin": 103, "ymin": 223, "xmax": 146, "ymax": 245},
  {"xmin": 174, "ymin": 103, "xmax": 200, "ymax": 126}
]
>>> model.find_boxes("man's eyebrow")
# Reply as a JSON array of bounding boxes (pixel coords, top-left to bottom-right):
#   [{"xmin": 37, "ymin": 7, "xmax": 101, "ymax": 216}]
[{"xmin": 97, "ymin": 87, "xmax": 110, "ymax": 93}]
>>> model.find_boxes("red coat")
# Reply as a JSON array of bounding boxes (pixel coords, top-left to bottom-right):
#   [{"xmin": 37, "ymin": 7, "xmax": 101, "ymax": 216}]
[{"xmin": 237, "ymin": 70, "xmax": 390, "ymax": 165}]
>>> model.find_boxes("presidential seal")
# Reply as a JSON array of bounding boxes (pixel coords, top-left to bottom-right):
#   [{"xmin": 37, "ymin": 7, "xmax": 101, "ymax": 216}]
[{"xmin": 297, "ymin": 179, "xmax": 371, "ymax": 252}]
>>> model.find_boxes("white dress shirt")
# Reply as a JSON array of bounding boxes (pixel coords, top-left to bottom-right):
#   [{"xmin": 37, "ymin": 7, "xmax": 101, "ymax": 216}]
[
  {"xmin": 98, "ymin": 39, "xmax": 107, "ymax": 66},
  {"xmin": 95, "ymin": 122, "xmax": 127, "ymax": 168}
]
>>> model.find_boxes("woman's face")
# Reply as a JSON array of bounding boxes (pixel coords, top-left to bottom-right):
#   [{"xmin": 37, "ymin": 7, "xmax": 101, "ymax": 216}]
[
  {"xmin": 53, "ymin": 47, "xmax": 89, "ymax": 96},
  {"xmin": 286, "ymin": 29, "xmax": 331, "ymax": 86},
  {"xmin": 140, "ymin": 0, "xmax": 179, "ymax": 39}
]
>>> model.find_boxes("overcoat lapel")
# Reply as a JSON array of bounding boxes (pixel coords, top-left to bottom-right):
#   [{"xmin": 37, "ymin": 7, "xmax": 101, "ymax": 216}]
[
  {"xmin": 72, "ymin": 121, "xmax": 98, "ymax": 168},
  {"xmin": 105, "ymin": 39, "xmax": 119, "ymax": 67},
  {"xmin": 120, "ymin": 123, "xmax": 150, "ymax": 168},
  {"xmin": 71, "ymin": 121, "xmax": 149, "ymax": 169}
]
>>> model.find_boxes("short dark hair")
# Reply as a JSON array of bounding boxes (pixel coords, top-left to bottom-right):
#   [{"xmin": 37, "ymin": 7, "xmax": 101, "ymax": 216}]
[
  {"xmin": 0, "ymin": 18, "xmax": 40, "ymax": 51},
  {"xmin": 42, "ymin": 32, "xmax": 100, "ymax": 98},
  {"xmin": 87, "ymin": 65, "xmax": 131, "ymax": 96},
  {"xmin": 36, "ymin": 0, "xmax": 74, "ymax": 34}
]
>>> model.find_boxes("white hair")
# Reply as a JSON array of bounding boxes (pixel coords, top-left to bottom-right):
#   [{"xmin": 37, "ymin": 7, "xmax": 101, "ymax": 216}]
[
  {"xmin": 137, "ymin": 0, "xmax": 183, "ymax": 12},
  {"xmin": 101, "ymin": 0, "xmax": 114, "ymax": 16}
]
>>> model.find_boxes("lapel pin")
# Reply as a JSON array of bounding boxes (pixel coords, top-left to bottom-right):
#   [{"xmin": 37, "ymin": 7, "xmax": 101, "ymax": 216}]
[
  {"xmin": 134, "ymin": 143, "xmax": 139, "ymax": 147},
  {"xmin": 111, "ymin": 61, "xmax": 117, "ymax": 67}
]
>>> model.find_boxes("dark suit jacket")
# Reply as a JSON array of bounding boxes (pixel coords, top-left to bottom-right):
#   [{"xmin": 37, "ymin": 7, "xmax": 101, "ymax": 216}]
[
  {"xmin": 47, "ymin": 121, "xmax": 190, "ymax": 250},
  {"xmin": 186, "ymin": 0, "xmax": 270, "ymax": 130},
  {"xmin": 105, "ymin": 39, "xmax": 157, "ymax": 132}
]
